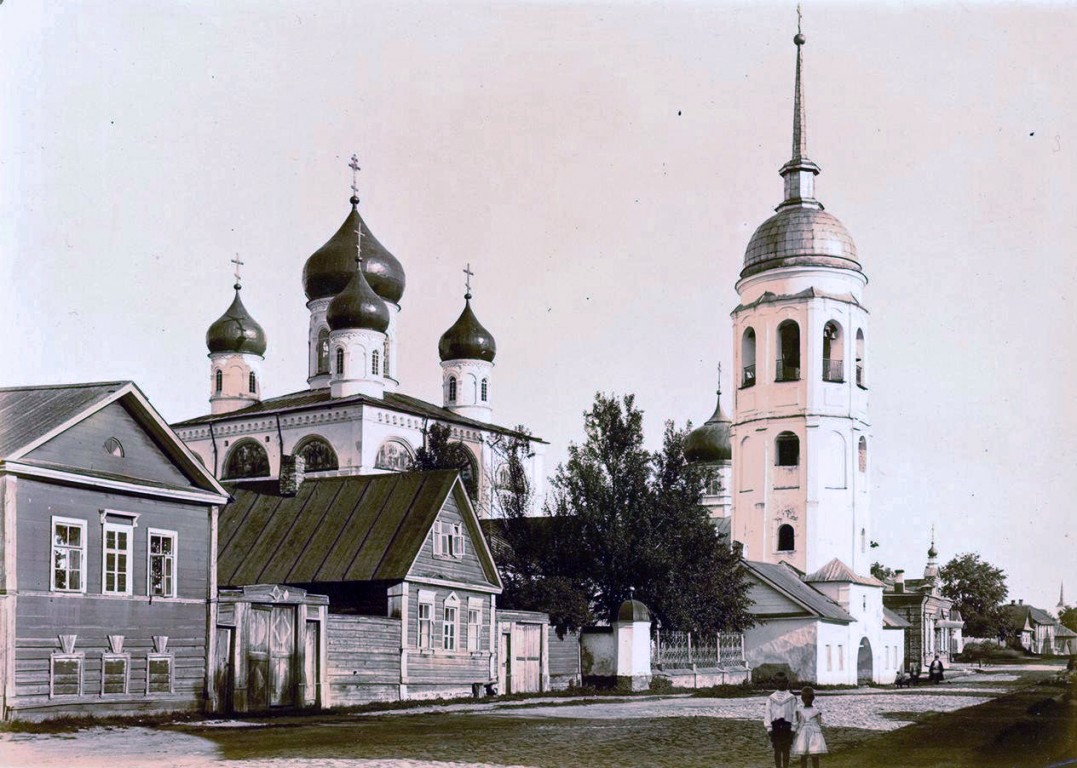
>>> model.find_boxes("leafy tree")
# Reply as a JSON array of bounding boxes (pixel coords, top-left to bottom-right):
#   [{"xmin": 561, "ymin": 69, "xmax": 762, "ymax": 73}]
[
  {"xmin": 938, "ymin": 553, "xmax": 1009, "ymax": 639},
  {"xmin": 411, "ymin": 422, "xmax": 478, "ymax": 501},
  {"xmin": 1059, "ymin": 606, "xmax": 1077, "ymax": 634},
  {"xmin": 487, "ymin": 429, "xmax": 534, "ymax": 520},
  {"xmin": 518, "ymin": 393, "xmax": 752, "ymax": 635},
  {"xmin": 870, "ymin": 562, "xmax": 894, "ymax": 582}
]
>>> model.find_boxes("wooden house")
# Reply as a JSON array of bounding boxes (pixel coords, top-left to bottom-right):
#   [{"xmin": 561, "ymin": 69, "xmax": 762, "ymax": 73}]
[
  {"xmin": 0, "ymin": 382, "xmax": 228, "ymax": 721},
  {"xmin": 214, "ymin": 468, "xmax": 502, "ymax": 709}
]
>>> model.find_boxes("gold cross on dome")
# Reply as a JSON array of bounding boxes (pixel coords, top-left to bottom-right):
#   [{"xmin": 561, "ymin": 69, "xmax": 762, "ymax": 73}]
[
  {"xmin": 717, "ymin": 362, "xmax": 723, "ymax": 397},
  {"xmin": 797, "ymin": 3, "xmax": 802, "ymax": 35},
  {"xmin": 463, "ymin": 263, "xmax": 474, "ymax": 295},
  {"xmin": 348, "ymin": 153, "xmax": 361, "ymax": 197}
]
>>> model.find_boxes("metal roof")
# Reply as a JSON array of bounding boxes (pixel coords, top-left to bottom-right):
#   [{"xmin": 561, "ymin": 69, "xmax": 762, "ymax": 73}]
[
  {"xmin": 804, "ymin": 558, "xmax": 886, "ymax": 588},
  {"xmin": 883, "ymin": 607, "xmax": 912, "ymax": 628},
  {"xmin": 171, "ymin": 387, "xmax": 542, "ymax": 443},
  {"xmin": 217, "ymin": 470, "xmax": 500, "ymax": 589},
  {"xmin": 745, "ymin": 560, "xmax": 854, "ymax": 623},
  {"xmin": 0, "ymin": 381, "xmax": 128, "ymax": 458}
]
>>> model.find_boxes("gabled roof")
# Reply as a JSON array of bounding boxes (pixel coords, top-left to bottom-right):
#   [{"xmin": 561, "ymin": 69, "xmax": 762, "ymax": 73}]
[
  {"xmin": 1055, "ymin": 625, "xmax": 1077, "ymax": 638},
  {"xmin": 217, "ymin": 470, "xmax": 501, "ymax": 591},
  {"xmin": 744, "ymin": 560, "xmax": 854, "ymax": 623},
  {"xmin": 1002, "ymin": 603, "xmax": 1056, "ymax": 630},
  {"xmin": 0, "ymin": 381, "xmax": 228, "ymax": 503},
  {"xmin": 1028, "ymin": 606, "xmax": 1056, "ymax": 626},
  {"xmin": 804, "ymin": 558, "xmax": 885, "ymax": 587},
  {"xmin": 171, "ymin": 387, "xmax": 544, "ymax": 443},
  {"xmin": 883, "ymin": 607, "xmax": 912, "ymax": 628}
]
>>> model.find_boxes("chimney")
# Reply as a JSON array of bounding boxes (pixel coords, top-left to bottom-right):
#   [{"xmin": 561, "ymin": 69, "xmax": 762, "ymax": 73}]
[
  {"xmin": 894, "ymin": 569, "xmax": 905, "ymax": 594},
  {"xmin": 1018, "ymin": 598, "xmax": 1023, "ymax": 606},
  {"xmin": 279, "ymin": 454, "xmax": 306, "ymax": 497}
]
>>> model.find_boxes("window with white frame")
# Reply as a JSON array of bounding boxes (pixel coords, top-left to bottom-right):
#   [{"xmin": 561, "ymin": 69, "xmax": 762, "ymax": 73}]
[
  {"xmin": 433, "ymin": 520, "xmax": 466, "ymax": 559},
  {"xmin": 52, "ymin": 516, "xmax": 87, "ymax": 592},
  {"xmin": 102, "ymin": 654, "xmax": 130, "ymax": 695},
  {"xmin": 148, "ymin": 529, "xmax": 177, "ymax": 598},
  {"xmin": 50, "ymin": 654, "xmax": 83, "ymax": 697},
  {"xmin": 102, "ymin": 522, "xmax": 133, "ymax": 595},
  {"xmin": 146, "ymin": 654, "xmax": 174, "ymax": 694},
  {"xmin": 467, "ymin": 598, "xmax": 482, "ymax": 652},
  {"xmin": 826, "ymin": 644, "xmax": 832, "ymax": 672},
  {"xmin": 417, "ymin": 594, "xmax": 434, "ymax": 650},
  {"xmin": 838, "ymin": 644, "xmax": 845, "ymax": 671},
  {"xmin": 443, "ymin": 594, "xmax": 459, "ymax": 651}
]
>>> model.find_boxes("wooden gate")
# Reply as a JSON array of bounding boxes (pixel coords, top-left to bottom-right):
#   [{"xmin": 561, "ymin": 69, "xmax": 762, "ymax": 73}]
[
  {"xmin": 248, "ymin": 605, "xmax": 296, "ymax": 709},
  {"xmin": 498, "ymin": 632, "xmax": 511, "ymax": 694},
  {"xmin": 511, "ymin": 624, "xmax": 542, "ymax": 693},
  {"xmin": 302, "ymin": 620, "xmax": 319, "ymax": 707},
  {"xmin": 212, "ymin": 626, "xmax": 233, "ymax": 713}
]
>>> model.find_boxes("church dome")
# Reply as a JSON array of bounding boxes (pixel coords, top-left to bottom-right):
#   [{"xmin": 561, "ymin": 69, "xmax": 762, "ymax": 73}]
[
  {"xmin": 439, "ymin": 295, "xmax": 496, "ymax": 363},
  {"xmin": 206, "ymin": 288, "xmax": 266, "ymax": 356},
  {"xmin": 303, "ymin": 198, "xmax": 406, "ymax": 305},
  {"xmin": 326, "ymin": 259, "xmax": 390, "ymax": 333},
  {"xmin": 617, "ymin": 598, "xmax": 651, "ymax": 623},
  {"xmin": 684, "ymin": 393, "xmax": 732, "ymax": 463},
  {"xmin": 741, "ymin": 206, "xmax": 859, "ymax": 279}
]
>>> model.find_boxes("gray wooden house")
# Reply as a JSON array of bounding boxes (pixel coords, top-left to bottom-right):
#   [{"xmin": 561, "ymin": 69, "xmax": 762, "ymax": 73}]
[
  {"xmin": 215, "ymin": 469, "xmax": 502, "ymax": 708},
  {"xmin": 0, "ymin": 382, "xmax": 229, "ymax": 721}
]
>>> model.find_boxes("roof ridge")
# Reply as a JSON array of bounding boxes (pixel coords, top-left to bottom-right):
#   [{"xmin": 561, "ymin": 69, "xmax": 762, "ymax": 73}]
[{"xmin": 0, "ymin": 380, "xmax": 130, "ymax": 393}]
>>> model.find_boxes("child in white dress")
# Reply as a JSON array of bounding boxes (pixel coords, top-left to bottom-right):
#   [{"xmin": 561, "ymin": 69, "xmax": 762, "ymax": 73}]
[{"xmin": 792, "ymin": 685, "xmax": 827, "ymax": 768}]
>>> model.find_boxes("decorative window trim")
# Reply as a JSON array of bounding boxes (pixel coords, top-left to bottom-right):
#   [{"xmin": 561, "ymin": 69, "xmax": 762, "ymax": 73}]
[
  {"xmin": 51, "ymin": 516, "xmax": 87, "ymax": 593},
  {"xmin": 467, "ymin": 597, "xmax": 483, "ymax": 652},
  {"xmin": 372, "ymin": 349, "xmax": 380, "ymax": 376},
  {"xmin": 50, "ymin": 653, "xmax": 84, "ymax": 698},
  {"xmin": 146, "ymin": 653, "xmax": 175, "ymax": 695},
  {"xmin": 448, "ymin": 376, "xmax": 457, "ymax": 403},
  {"xmin": 147, "ymin": 528, "xmax": 178, "ymax": 598},
  {"xmin": 417, "ymin": 591, "xmax": 435, "ymax": 650},
  {"xmin": 336, "ymin": 347, "xmax": 345, "ymax": 376},
  {"xmin": 101, "ymin": 653, "xmax": 131, "ymax": 696},
  {"xmin": 433, "ymin": 521, "xmax": 465, "ymax": 560},
  {"xmin": 215, "ymin": 369, "xmax": 223, "ymax": 393},
  {"xmin": 480, "ymin": 378, "xmax": 488, "ymax": 402},
  {"xmin": 101, "ymin": 521, "xmax": 134, "ymax": 596},
  {"xmin": 248, "ymin": 371, "xmax": 257, "ymax": 394},
  {"xmin": 103, "ymin": 437, "xmax": 125, "ymax": 457},
  {"xmin": 443, "ymin": 592, "xmax": 459, "ymax": 651}
]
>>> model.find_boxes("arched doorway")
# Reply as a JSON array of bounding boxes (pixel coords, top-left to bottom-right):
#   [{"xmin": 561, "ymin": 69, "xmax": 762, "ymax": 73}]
[{"xmin": 857, "ymin": 637, "xmax": 873, "ymax": 685}]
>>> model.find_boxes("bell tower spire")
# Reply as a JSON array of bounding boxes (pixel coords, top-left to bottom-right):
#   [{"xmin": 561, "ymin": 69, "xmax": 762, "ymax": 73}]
[{"xmin": 779, "ymin": 7, "xmax": 822, "ymax": 210}]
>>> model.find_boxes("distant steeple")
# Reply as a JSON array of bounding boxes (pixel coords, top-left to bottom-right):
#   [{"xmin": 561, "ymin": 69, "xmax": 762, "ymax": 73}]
[
  {"xmin": 779, "ymin": 6, "xmax": 822, "ymax": 210},
  {"xmin": 924, "ymin": 527, "xmax": 940, "ymax": 582},
  {"xmin": 1059, "ymin": 582, "xmax": 1067, "ymax": 612}
]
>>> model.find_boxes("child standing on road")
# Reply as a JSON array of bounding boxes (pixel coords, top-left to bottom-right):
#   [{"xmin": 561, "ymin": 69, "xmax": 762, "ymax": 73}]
[
  {"xmin": 791, "ymin": 686, "xmax": 827, "ymax": 768},
  {"xmin": 764, "ymin": 673, "xmax": 797, "ymax": 768}
]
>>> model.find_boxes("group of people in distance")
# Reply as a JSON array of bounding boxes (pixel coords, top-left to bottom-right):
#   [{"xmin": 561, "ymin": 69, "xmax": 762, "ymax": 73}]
[{"xmin": 764, "ymin": 673, "xmax": 827, "ymax": 768}]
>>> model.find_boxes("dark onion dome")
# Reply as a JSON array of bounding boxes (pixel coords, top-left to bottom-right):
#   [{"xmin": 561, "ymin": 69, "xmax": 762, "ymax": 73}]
[
  {"xmin": 302, "ymin": 197, "xmax": 406, "ymax": 305},
  {"xmin": 684, "ymin": 393, "xmax": 732, "ymax": 463},
  {"xmin": 741, "ymin": 206, "xmax": 859, "ymax": 279},
  {"xmin": 438, "ymin": 295, "xmax": 496, "ymax": 363},
  {"xmin": 617, "ymin": 598, "xmax": 651, "ymax": 623},
  {"xmin": 326, "ymin": 259, "xmax": 390, "ymax": 332},
  {"xmin": 206, "ymin": 288, "xmax": 267, "ymax": 356}
]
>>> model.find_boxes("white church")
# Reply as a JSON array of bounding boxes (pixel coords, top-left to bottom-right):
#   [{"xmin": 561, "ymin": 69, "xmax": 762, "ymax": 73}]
[
  {"xmin": 171, "ymin": 161, "xmax": 546, "ymax": 519},
  {"xmin": 684, "ymin": 28, "xmax": 906, "ymax": 685}
]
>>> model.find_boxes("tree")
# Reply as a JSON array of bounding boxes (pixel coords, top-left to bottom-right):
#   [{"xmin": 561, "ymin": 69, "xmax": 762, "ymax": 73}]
[
  {"xmin": 487, "ymin": 428, "xmax": 534, "ymax": 520},
  {"xmin": 411, "ymin": 422, "xmax": 478, "ymax": 501},
  {"xmin": 938, "ymin": 553, "xmax": 1009, "ymax": 639},
  {"xmin": 515, "ymin": 393, "xmax": 753, "ymax": 635},
  {"xmin": 870, "ymin": 562, "xmax": 894, "ymax": 582},
  {"xmin": 1059, "ymin": 606, "xmax": 1077, "ymax": 634}
]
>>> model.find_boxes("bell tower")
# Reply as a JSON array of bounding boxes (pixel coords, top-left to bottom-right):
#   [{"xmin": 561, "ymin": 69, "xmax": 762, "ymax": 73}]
[{"xmin": 729, "ymin": 24, "xmax": 872, "ymax": 574}]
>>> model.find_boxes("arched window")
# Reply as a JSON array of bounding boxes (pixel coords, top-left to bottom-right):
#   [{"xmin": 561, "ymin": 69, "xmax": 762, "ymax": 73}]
[
  {"xmin": 822, "ymin": 321, "xmax": 843, "ymax": 382},
  {"xmin": 375, "ymin": 439, "xmax": 414, "ymax": 471},
  {"xmin": 776, "ymin": 320, "xmax": 800, "ymax": 381},
  {"xmin": 248, "ymin": 372, "xmax": 257, "ymax": 394},
  {"xmin": 481, "ymin": 378, "xmax": 488, "ymax": 402},
  {"xmin": 295, "ymin": 436, "xmax": 339, "ymax": 472},
  {"xmin": 855, "ymin": 329, "xmax": 866, "ymax": 388},
  {"xmin": 777, "ymin": 524, "xmax": 795, "ymax": 552},
  {"xmin": 222, "ymin": 439, "xmax": 270, "ymax": 480},
  {"xmin": 741, "ymin": 327, "xmax": 757, "ymax": 387},
  {"xmin": 383, "ymin": 338, "xmax": 391, "ymax": 378},
  {"xmin": 372, "ymin": 349, "xmax": 380, "ymax": 376},
  {"xmin": 858, "ymin": 436, "xmax": 868, "ymax": 473},
  {"xmin": 336, "ymin": 347, "xmax": 345, "ymax": 376},
  {"xmin": 775, "ymin": 432, "xmax": 800, "ymax": 466},
  {"xmin": 103, "ymin": 437, "xmax": 124, "ymax": 458},
  {"xmin": 316, "ymin": 328, "xmax": 330, "ymax": 375},
  {"xmin": 214, "ymin": 369, "xmax": 223, "ymax": 394},
  {"xmin": 448, "ymin": 376, "xmax": 457, "ymax": 403}
]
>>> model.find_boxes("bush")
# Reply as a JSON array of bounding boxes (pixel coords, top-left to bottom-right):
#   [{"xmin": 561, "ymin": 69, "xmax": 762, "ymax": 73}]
[
  {"xmin": 958, "ymin": 641, "xmax": 1026, "ymax": 663},
  {"xmin": 751, "ymin": 663, "xmax": 797, "ymax": 687}
]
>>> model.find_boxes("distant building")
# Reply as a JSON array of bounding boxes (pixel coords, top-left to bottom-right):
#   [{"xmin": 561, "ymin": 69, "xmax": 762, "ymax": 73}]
[
  {"xmin": 685, "ymin": 25, "xmax": 901, "ymax": 684},
  {"xmin": 882, "ymin": 540, "xmax": 964, "ymax": 668},
  {"xmin": 0, "ymin": 382, "xmax": 228, "ymax": 721},
  {"xmin": 1002, "ymin": 600, "xmax": 1057, "ymax": 655},
  {"xmin": 172, "ymin": 177, "xmax": 546, "ymax": 520}
]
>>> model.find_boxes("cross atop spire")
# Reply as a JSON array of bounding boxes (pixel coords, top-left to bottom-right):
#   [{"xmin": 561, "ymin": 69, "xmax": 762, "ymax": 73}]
[
  {"xmin": 716, "ymin": 362, "xmax": 723, "ymax": 399},
  {"xmin": 230, "ymin": 254, "xmax": 245, "ymax": 290},
  {"xmin": 778, "ymin": 8, "xmax": 821, "ymax": 209},
  {"xmin": 463, "ymin": 263, "xmax": 474, "ymax": 300},
  {"xmin": 348, "ymin": 153, "xmax": 361, "ymax": 206}
]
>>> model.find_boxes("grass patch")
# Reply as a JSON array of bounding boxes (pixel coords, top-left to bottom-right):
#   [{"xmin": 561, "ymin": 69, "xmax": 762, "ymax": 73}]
[{"xmin": 0, "ymin": 710, "xmax": 204, "ymax": 734}]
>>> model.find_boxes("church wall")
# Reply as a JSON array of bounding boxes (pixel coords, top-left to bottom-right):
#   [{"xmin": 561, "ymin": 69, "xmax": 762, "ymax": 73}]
[{"xmin": 743, "ymin": 619, "xmax": 818, "ymax": 683}]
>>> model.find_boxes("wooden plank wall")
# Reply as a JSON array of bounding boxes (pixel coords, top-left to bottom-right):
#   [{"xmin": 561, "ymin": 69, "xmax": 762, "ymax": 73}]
[
  {"xmin": 327, "ymin": 614, "xmax": 401, "ymax": 705},
  {"xmin": 547, "ymin": 627, "xmax": 581, "ymax": 690},
  {"xmin": 408, "ymin": 495, "xmax": 491, "ymax": 587}
]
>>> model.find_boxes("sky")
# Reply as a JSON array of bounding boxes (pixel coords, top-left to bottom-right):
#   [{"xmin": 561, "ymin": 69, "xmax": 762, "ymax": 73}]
[{"xmin": 2, "ymin": 1, "xmax": 1074, "ymax": 615}]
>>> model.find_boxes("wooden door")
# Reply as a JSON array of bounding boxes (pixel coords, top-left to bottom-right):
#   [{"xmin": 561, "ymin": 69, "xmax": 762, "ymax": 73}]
[
  {"xmin": 498, "ymin": 632, "xmax": 511, "ymax": 694},
  {"xmin": 269, "ymin": 606, "xmax": 295, "ymax": 707},
  {"xmin": 512, "ymin": 624, "xmax": 542, "ymax": 693},
  {"xmin": 302, "ymin": 620, "xmax": 319, "ymax": 707},
  {"xmin": 247, "ymin": 606, "xmax": 271, "ymax": 710},
  {"xmin": 212, "ymin": 626, "xmax": 233, "ymax": 713}
]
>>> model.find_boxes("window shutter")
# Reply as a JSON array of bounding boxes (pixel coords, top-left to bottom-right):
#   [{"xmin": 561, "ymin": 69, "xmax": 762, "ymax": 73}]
[{"xmin": 432, "ymin": 522, "xmax": 442, "ymax": 555}]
